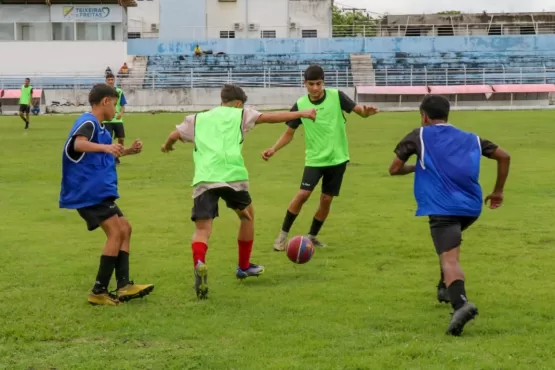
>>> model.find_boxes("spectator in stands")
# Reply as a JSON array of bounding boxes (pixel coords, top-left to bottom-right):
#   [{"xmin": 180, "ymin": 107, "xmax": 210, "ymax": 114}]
[
  {"xmin": 194, "ymin": 45, "xmax": 203, "ymax": 56},
  {"xmin": 105, "ymin": 67, "xmax": 112, "ymax": 77},
  {"xmin": 119, "ymin": 63, "xmax": 129, "ymax": 78}
]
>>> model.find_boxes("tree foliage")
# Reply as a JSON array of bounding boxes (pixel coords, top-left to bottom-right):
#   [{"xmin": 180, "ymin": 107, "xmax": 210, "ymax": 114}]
[{"xmin": 332, "ymin": 6, "xmax": 378, "ymax": 37}]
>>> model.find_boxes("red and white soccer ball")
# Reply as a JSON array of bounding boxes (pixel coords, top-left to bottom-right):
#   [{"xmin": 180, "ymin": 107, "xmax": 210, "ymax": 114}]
[{"xmin": 286, "ymin": 236, "xmax": 315, "ymax": 264}]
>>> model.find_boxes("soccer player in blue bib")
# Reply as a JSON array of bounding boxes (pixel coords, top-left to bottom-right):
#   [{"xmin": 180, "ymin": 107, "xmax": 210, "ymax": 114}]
[
  {"xmin": 59, "ymin": 83, "xmax": 154, "ymax": 306},
  {"xmin": 389, "ymin": 95, "xmax": 510, "ymax": 336}
]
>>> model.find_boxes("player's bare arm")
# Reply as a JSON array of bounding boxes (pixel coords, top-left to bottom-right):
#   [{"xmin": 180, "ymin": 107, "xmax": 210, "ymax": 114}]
[
  {"xmin": 161, "ymin": 130, "xmax": 182, "ymax": 152},
  {"xmin": 121, "ymin": 139, "xmax": 143, "ymax": 156},
  {"xmin": 255, "ymin": 109, "xmax": 316, "ymax": 124},
  {"xmin": 74, "ymin": 135, "xmax": 124, "ymax": 157},
  {"xmin": 353, "ymin": 104, "xmax": 379, "ymax": 118},
  {"xmin": 117, "ymin": 105, "xmax": 126, "ymax": 120},
  {"xmin": 261, "ymin": 127, "xmax": 296, "ymax": 161},
  {"xmin": 484, "ymin": 147, "xmax": 511, "ymax": 209},
  {"xmin": 389, "ymin": 129, "xmax": 418, "ymax": 175},
  {"xmin": 388, "ymin": 157, "xmax": 416, "ymax": 176}
]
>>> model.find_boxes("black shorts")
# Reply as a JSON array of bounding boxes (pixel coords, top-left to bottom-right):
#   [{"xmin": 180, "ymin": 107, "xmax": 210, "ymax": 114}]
[
  {"xmin": 429, "ymin": 215, "xmax": 478, "ymax": 255},
  {"xmin": 19, "ymin": 104, "xmax": 30, "ymax": 114},
  {"xmin": 77, "ymin": 198, "xmax": 124, "ymax": 231},
  {"xmin": 191, "ymin": 187, "xmax": 252, "ymax": 221},
  {"xmin": 105, "ymin": 122, "xmax": 125, "ymax": 139},
  {"xmin": 300, "ymin": 161, "xmax": 348, "ymax": 196}
]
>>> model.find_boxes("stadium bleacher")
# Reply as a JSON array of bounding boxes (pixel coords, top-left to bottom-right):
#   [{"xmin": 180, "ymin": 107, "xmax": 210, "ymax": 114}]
[{"xmin": 144, "ymin": 53, "xmax": 352, "ymax": 88}]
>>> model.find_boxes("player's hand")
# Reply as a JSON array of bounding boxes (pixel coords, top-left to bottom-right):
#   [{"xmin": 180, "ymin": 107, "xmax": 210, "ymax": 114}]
[
  {"xmin": 116, "ymin": 113, "xmax": 123, "ymax": 120},
  {"xmin": 261, "ymin": 148, "xmax": 276, "ymax": 161},
  {"xmin": 161, "ymin": 143, "xmax": 174, "ymax": 153},
  {"xmin": 301, "ymin": 108, "xmax": 317, "ymax": 121},
  {"xmin": 130, "ymin": 139, "xmax": 143, "ymax": 154},
  {"xmin": 105, "ymin": 144, "xmax": 125, "ymax": 157},
  {"xmin": 362, "ymin": 105, "xmax": 379, "ymax": 117},
  {"xmin": 484, "ymin": 191, "xmax": 504, "ymax": 209}
]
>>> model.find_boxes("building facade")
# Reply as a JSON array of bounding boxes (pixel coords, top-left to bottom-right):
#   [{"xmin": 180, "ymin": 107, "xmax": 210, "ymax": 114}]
[
  {"xmin": 378, "ymin": 12, "xmax": 555, "ymax": 37},
  {"xmin": 0, "ymin": 2, "xmax": 133, "ymax": 74},
  {"xmin": 127, "ymin": 0, "xmax": 160, "ymax": 39},
  {"xmin": 159, "ymin": 0, "xmax": 332, "ymax": 40}
]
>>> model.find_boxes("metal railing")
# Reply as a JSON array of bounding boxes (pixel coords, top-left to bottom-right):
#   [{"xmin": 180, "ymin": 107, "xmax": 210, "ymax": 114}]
[
  {"xmin": 126, "ymin": 21, "xmax": 555, "ymax": 39},
  {"xmin": 2, "ymin": 66, "xmax": 555, "ymax": 89}
]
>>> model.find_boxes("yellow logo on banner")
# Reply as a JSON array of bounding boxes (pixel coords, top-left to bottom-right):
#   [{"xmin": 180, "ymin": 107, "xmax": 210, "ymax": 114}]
[{"xmin": 63, "ymin": 6, "xmax": 74, "ymax": 17}]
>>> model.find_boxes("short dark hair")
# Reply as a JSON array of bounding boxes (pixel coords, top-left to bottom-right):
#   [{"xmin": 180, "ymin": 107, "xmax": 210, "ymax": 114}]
[
  {"xmin": 419, "ymin": 95, "xmax": 450, "ymax": 120},
  {"xmin": 221, "ymin": 84, "xmax": 247, "ymax": 103},
  {"xmin": 105, "ymin": 73, "xmax": 115, "ymax": 79},
  {"xmin": 304, "ymin": 65, "xmax": 324, "ymax": 81},
  {"xmin": 89, "ymin": 83, "xmax": 118, "ymax": 106},
  {"xmin": 25, "ymin": 78, "xmax": 30, "ymax": 81}
]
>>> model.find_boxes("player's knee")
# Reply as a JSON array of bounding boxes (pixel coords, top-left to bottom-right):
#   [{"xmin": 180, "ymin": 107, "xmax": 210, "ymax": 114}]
[
  {"xmin": 440, "ymin": 249, "xmax": 459, "ymax": 271},
  {"xmin": 320, "ymin": 193, "xmax": 334, "ymax": 207},
  {"xmin": 194, "ymin": 220, "xmax": 212, "ymax": 238},
  {"xmin": 107, "ymin": 227, "xmax": 124, "ymax": 245},
  {"xmin": 295, "ymin": 190, "xmax": 311, "ymax": 204},
  {"xmin": 120, "ymin": 218, "xmax": 132, "ymax": 238}
]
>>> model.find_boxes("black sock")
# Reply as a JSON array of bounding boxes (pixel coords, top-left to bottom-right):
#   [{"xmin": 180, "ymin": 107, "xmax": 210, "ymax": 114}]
[
  {"xmin": 447, "ymin": 280, "xmax": 467, "ymax": 311},
  {"xmin": 93, "ymin": 255, "xmax": 118, "ymax": 293},
  {"xmin": 281, "ymin": 210, "xmax": 298, "ymax": 233},
  {"xmin": 438, "ymin": 268, "xmax": 446, "ymax": 288},
  {"xmin": 115, "ymin": 251, "xmax": 130, "ymax": 289},
  {"xmin": 309, "ymin": 218, "xmax": 324, "ymax": 236}
]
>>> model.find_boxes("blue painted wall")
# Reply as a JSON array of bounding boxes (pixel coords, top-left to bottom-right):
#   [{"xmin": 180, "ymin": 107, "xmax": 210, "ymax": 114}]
[
  {"xmin": 159, "ymin": 0, "xmax": 205, "ymax": 39},
  {"xmin": 128, "ymin": 35, "xmax": 555, "ymax": 56}
]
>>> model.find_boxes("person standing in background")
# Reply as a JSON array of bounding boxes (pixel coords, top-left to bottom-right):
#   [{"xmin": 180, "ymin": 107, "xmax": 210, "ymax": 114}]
[
  {"xmin": 19, "ymin": 78, "xmax": 33, "ymax": 130},
  {"xmin": 103, "ymin": 73, "xmax": 127, "ymax": 164}
]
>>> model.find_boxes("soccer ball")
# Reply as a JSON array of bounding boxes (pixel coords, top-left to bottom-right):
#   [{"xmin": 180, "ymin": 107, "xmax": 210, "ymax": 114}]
[{"xmin": 286, "ymin": 236, "xmax": 315, "ymax": 264}]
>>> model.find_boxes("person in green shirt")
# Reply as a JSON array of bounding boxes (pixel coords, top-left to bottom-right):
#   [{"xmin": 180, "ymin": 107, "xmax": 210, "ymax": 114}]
[
  {"xmin": 19, "ymin": 78, "xmax": 33, "ymax": 130},
  {"xmin": 262, "ymin": 65, "xmax": 378, "ymax": 251},
  {"xmin": 103, "ymin": 73, "xmax": 127, "ymax": 164},
  {"xmin": 160, "ymin": 84, "xmax": 316, "ymax": 300}
]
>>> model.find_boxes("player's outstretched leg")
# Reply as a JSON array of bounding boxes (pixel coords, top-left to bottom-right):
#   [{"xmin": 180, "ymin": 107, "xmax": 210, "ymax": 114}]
[
  {"xmin": 236, "ymin": 205, "xmax": 264, "ymax": 278},
  {"xmin": 306, "ymin": 193, "xmax": 335, "ymax": 248},
  {"xmin": 87, "ymin": 215, "xmax": 124, "ymax": 306},
  {"xmin": 19, "ymin": 110, "xmax": 29, "ymax": 129},
  {"xmin": 273, "ymin": 190, "xmax": 312, "ymax": 251},
  {"xmin": 114, "ymin": 217, "xmax": 154, "ymax": 302},
  {"xmin": 437, "ymin": 263, "xmax": 450, "ymax": 304},
  {"xmin": 192, "ymin": 220, "xmax": 211, "ymax": 299},
  {"xmin": 441, "ymin": 247, "xmax": 478, "ymax": 336}
]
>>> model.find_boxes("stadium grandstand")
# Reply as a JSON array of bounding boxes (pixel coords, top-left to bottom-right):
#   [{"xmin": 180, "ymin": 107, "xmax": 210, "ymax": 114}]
[{"xmin": 1, "ymin": 0, "xmax": 555, "ymax": 112}]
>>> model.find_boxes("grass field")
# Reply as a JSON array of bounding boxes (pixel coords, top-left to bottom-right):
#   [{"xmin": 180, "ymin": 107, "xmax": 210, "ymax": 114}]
[{"xmin": 1, "ymin": 110, "xmax": 555, "ymax": 370}]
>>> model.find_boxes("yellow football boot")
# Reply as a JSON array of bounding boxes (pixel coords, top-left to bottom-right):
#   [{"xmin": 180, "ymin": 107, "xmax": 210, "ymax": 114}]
[
  {"xmin": 88, "ymin": 291, "xmax": 120, "ymax": 306},
  {"xmin": 116, "ymin": 281, "xmax": 155, "ymax": 302}
]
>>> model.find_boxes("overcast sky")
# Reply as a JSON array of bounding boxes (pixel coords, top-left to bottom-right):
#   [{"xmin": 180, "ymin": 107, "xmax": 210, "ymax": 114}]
[{"xmin": 335, "ymin": 0, "xmax": 555, "ymax": 15}]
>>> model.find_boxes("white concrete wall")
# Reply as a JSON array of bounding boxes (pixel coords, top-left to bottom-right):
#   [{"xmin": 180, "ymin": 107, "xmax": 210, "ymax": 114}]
[
  {"xmin": 39, "ymin": 87, "xmax": 355, "ymax": 113},
  {"xmin": 8, "ymin": 87, "xmax": 546, "ymax": 115},
  {"xmin": 0, "ymin": 42, "xmax": 127, "ymax": 74},
  {"xmin": 288, "ymin": 0, "xmax": 331, "ymax": 38},
  {"xmin": 205, "ymin": 0, "xmax": 331, "ymax": 39},
  {"xmin": 128, "ymin": 0, "xmax": 160, "ymax": 34}
]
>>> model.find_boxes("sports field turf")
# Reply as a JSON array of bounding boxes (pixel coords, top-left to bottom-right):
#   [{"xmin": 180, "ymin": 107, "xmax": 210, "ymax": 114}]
[{"xmin": 1, "ymin": 110, "xmax": 554, "ymax": 369}]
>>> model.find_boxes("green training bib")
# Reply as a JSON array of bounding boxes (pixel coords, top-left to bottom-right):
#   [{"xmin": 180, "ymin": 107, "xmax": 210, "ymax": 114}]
[
  {"xmin": 296, "ymin": 88, "xmax": 350, "ymax": 167},
  {"xmin": 192, "ymin": 106, "xmax": 249, "ymax": 186}
]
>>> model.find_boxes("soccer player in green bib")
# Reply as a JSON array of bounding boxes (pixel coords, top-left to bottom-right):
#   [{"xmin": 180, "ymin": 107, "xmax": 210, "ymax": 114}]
[
  {"xmin": 262, "ymin": 65, "xmax": 378, "ymax": 251},
  {"xmin": 103, "ymin": 73, "xmax": 127, "ymax": 164},
  {"xmin": 19, "ymin": 78, "xmax": 33, "ymax": 130},
  {"xmin": 161, "ymin": 84, "xmax": 316, "ymax": 299}
]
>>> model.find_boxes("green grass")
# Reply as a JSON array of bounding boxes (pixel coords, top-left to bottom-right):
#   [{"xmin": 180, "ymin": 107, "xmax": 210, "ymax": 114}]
[{"xmin": 1, "ymin": 110, "xmax": 555, "ymax": 370}]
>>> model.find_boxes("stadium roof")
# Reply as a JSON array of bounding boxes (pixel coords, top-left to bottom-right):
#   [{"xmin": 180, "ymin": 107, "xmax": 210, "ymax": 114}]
[{"xmin": 0, "ymin": 0, "xmax": 137, "ymax": 7}]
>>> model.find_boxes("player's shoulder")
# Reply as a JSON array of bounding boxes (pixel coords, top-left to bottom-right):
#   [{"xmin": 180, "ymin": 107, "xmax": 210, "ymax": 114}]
[
  {"xmin": 75, "ymin": 113, "xmax": 98, "ymax": 126},
  {"xmin": 406, "ymin": 127, "xmax": 422, "ymax": 136}
]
